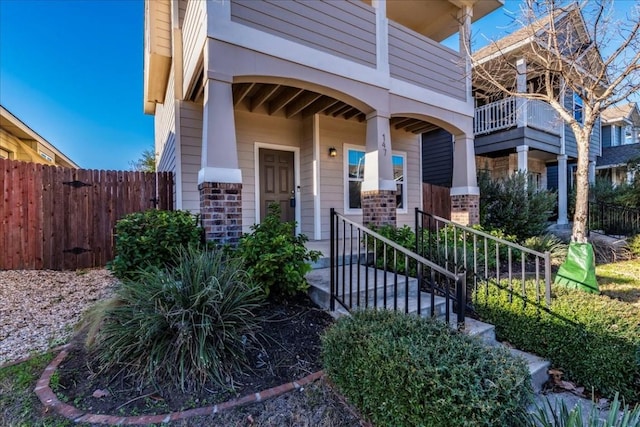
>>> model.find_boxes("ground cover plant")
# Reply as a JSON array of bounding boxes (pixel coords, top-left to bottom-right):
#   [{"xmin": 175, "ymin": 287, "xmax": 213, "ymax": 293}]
[
  {"xmin": 474, "ymin": 280, "xmax": 640, "ymax": 402},
  {"xmin": 108, "ymin": 209, "xmax": 202, "ymax": 279},
  {"xmin": 322, "ymin": 309, "xmax": 533, "ymax": 427},
  {"xmin": 529, "ymin": 393, "xmax": 640, "ymax": 427}
]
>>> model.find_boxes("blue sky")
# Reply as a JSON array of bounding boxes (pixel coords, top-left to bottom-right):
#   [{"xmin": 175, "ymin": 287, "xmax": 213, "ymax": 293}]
[
  {"xmin": 0, "ymin": 0, "xmax": 636, "ymax": 170},
  {"xmin": 0, "ymin": 0, "xmax": 152, "ymax": 170}
]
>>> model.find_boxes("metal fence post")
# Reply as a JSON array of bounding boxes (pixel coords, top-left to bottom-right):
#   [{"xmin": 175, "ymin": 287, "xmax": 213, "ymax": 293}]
[{"xmin": 330, "ymin": 208, "xmax": 335, "ymax": 312}]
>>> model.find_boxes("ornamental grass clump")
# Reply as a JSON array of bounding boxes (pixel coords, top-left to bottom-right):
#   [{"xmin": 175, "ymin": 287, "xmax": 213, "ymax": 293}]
[
  {"xmin": 322, "ymin": 310, "xmax": 532, "ymax": 427},
  {"xmin": 88, "ymin": 248, "xmax": 265, "ymax": 392}
]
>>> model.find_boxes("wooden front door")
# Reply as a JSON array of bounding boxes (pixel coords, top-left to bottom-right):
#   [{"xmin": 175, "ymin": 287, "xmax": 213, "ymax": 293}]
[{"xmin": 259, "ymin": 148, "xmax": 295, "ymax": 223}]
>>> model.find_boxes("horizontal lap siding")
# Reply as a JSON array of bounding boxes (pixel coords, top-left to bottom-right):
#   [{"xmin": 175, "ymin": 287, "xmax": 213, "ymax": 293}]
[
  {"xmin": 300, "ymin": 118, "xmax": 314, "ymax": 237},
  {"xmin": 388, "ymin": 22, "xmax": 465, "ymax": 100},
  {"xmin": 391, "ymin": 128, "xmax": 421, "ymax": 229},
  {"xmin": 182, "ymin": 0, "xmax": 206, "ymax": 96},
  {"xmin": 179, "ymin": 101, "xmax": 202, "ymax": 213},
  {"xmin": 230, "ymin": 0, "xmax": 376, "ymax": 68}
]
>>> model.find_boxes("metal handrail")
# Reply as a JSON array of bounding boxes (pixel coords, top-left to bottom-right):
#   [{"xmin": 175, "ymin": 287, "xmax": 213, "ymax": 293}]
[
  {"xmin": 415, "ymin": 208, "xmax": 552, "ymax": 308},
  {"xmin": 330, "ymin": 208, "xmax": 466, "ymax": 327},
  {"xmin": 588, "ymin": 201, "xmax": 640, "ymax": 237}
]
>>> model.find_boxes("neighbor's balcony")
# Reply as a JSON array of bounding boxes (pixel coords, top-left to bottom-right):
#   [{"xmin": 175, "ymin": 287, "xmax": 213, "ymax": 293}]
[{"xmin": 474, "ymin": 97, "xmax": 563, "ymax": 136}]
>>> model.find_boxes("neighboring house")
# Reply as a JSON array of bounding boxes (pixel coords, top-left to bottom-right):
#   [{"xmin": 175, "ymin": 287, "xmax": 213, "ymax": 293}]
[
  {"xmin": 0, "ymin": 105, "xmax": 79, "ymax": 169},
  {"xmin": 422, "ymin": 6, "xmax": 602, "ymax": 226},
  {"xmin": 596, "ymin": 103, "xmax": 640, "ymax": 186},
  {"xmin": 143, "ymin": 0, "xmax": 503, "ymax": 244}
]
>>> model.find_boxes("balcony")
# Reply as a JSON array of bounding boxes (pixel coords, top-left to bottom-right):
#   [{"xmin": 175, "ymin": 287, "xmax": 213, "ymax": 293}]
[{"xmin": 474, "ymin": 97, "xmax": 563, "ymax": 136}]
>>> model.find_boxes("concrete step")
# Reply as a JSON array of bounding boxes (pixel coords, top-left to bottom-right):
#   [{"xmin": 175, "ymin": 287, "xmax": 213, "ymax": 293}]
[
  {"xmin": 508, "ymin": 347, "xmax": 551, "ymax": 394},
  {"xmin": 310, "ymin": 253, "xmax": 369, "ymax": 270},
  {"xmin": 307, "ymin": 266, "xmax": 447, "ymax": 318}
]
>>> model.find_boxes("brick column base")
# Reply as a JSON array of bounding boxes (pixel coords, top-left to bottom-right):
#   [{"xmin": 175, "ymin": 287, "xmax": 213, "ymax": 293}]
[
  {"xmin": 450, "ymin": 194, "xmax": 479, "ymax": 226},
  {"xmin": 362, "ymin": 190, "xmax": 396, "ymax": 228},
  {"xmin": 199, "ymin": 182, "xmax": 242, "ymax": 245}
]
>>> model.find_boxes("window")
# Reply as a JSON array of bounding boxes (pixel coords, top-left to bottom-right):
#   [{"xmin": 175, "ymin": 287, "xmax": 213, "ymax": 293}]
[
  {"xmin": 573, "ymin": 92, "xmax": 583, "ymax": 124},
  {"xmin": 624, "ymin": 124, "xmax": 633, "ymax": 145},
  {"xmin": 0, "ymin": 148, "xmax": 9, "ymax": 159},
  {"xmin": 344, "ymin": 146, "xmax": 407, "ymax": 213}
]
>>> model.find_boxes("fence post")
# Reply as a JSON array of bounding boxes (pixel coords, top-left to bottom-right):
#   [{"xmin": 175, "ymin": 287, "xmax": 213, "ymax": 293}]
[
  {"xmin": 544, "ymin": 252, "xmax": 551, "ymax": 306},
  {"xmin": 456, "ymin": 273, "xmax": 466, "ymax": 329}
]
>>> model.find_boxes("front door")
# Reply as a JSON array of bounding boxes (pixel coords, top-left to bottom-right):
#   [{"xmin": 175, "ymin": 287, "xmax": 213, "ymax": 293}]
[{"xmin": 259, "ymin": 148, "xmax": 295, "ymax": 223}]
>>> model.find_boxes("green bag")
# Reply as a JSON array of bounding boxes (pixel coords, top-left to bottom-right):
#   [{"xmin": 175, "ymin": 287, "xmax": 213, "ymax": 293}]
[{"xmin": 554, "ymin": 242, "xmax": 599, "ymax": 293}]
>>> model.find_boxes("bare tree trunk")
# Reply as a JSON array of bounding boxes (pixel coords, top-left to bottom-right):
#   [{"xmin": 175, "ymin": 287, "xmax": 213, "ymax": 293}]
[{"xmin": 572, "ymin": 137, "xmax": 590, "ymax": 243}]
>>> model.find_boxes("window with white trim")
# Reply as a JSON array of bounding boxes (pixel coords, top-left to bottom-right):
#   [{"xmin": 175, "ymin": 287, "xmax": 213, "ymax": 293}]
[
  {"xmin": 344, "ymin": 146, "xmax": 407, "ymax": 213},
  {"xmin": 573, "ymin": 92, "xmax": 583, "ymax": 124}
]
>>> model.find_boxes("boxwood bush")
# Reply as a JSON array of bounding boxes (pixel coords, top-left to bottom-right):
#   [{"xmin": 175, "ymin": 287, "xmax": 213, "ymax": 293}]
[
  {"xmin": 322, "ymin": 310, "xmax": 532, "ymax": 427},
  {"xmin": 474, "ymin": 282, "xmax": 640, "ymax": 402},
  {"xmin": 109, "ymin": 209, "xmax": 202, "ymax": 279}
]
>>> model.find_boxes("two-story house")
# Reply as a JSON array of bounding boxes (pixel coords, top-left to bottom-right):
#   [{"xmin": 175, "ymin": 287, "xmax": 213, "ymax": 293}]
[
  {"xmin": 422, "ymin": 6, "xmax": 602, "ymax": 226},
  {"xmin": 0, "ymin": 105, "xmax": 78, "ymax": 169},
  {"xmin": 596, "ymin": 103, "xmax": 640, "ymax": 186},
  {"xmin": 143, "ymin": 0, "xmax": 503, "ymax": 244}
]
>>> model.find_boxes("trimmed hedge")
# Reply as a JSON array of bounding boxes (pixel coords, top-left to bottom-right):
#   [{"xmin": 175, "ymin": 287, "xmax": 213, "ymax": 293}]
[
  {"xmin": 322, "ymin": 310, "xmax": 532, "ymax": 427},
  {"xmin": 475, "ymin": 282, "xmax": 640, "ymax": 402}
]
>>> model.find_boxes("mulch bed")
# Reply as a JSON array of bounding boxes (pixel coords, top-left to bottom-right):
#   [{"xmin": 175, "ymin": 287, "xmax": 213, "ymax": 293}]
[{"xmin": 53, "ymin": 294, "xmax": 336, "ymax": 417}]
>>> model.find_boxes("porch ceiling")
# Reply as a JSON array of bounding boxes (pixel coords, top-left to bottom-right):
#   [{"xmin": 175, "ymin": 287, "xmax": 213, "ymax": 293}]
[{"xmin": 231, "ymin": 83, "xmax": 437, "ymax": 133}]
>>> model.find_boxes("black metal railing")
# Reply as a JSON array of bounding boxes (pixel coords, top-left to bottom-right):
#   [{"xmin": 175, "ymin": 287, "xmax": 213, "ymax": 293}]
[
  {"xmin": 330, "ymin": 209, "xmax": 466, "ymax": 327},
  {"xmin": 588, "ymin": 201, "xmax": 640, "ymax": 237},
  {"xmin": 415, "ymin": 209, "xmax": 552, "ymax": 314}
]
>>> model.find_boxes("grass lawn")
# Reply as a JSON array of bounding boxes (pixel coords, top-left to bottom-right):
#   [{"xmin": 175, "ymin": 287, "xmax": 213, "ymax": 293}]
[
  {"xmin": 0, "ymin": 353, "xmax": 75, "ymax": 427},
  {"xmin": 596, "ymin": 258, "xmax": 640, "ymax": 307}
]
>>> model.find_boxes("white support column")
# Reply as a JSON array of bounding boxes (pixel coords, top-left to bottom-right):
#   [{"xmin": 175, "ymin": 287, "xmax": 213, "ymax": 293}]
[
  {"xmin": 458, "ymin": 5, "xmax": 473, "ymax": 102},
  {"xmin": 516, "ymin": 145, "xmax": 529, "ymax": 173},
  {"xmin": 588, "ymin": 161, "xmax": 596, "ymax": 185},
  {"xmin": 451, "ymin": 133, "xmax": 479, "ymax": 193},
  {"xmin": 516, "ymin": 58, "xmax": 527, "ymax": 128},
  {"xmin": 557, "ymin": 155, "xmax": 568, "ymax": 225},
  {"xmin": 372, "ymin": 0, "xmax": 389, "ymax": 75},
  {"xmin": 451, "ymin": 133, "xmax": 479, "ymax": 225},
  {"xmin": 198, "ymin": 76, "xmax": 242, "ymax": 184},
  {"xmin": 362, "ymin": 112, "xmax": 394, "ymax": 192},
  {"xmin": 361, "ymin": 112, "xmax": 396, "ymax": 227}
]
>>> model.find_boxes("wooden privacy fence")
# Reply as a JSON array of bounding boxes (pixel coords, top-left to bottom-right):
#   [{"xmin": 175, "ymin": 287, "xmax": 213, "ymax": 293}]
[
  {"xmin": 1, "ymin": 159, "xmax": 173, "ymax": 270},
  {"xmin": 422, "ymin": 183, "xmax": 451, "ymax": 221}
]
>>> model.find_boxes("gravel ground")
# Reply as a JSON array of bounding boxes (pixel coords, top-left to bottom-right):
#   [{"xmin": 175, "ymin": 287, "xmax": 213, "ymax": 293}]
[{"xmin": 0, "ymin": 269, "xmax": 118, "ymax": 366}]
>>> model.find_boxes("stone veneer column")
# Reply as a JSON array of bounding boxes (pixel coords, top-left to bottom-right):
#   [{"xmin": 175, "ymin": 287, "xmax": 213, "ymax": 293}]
[
  {"xmin": 199, "ymin": 182, "xmax": 242, "ymax": 244},
  {"xmin": 362, "ymin": 190, "xmax": 396, "ymax": 227},
  {"xmin": 198, "ymin": 73, "xmax": 243, "ymax": 245},
  {"xmin": 450, "ymin": 194, "xmax": 480, "ymax": 225}
]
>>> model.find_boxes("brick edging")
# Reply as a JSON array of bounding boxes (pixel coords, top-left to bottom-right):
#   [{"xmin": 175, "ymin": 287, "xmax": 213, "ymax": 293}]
[{"xmin": 34, "ymin": 347, "xmax": 324, "ymax": 425}]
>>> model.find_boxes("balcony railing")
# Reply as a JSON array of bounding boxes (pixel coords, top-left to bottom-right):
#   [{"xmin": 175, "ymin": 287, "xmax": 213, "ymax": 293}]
[{"xmin": 474, "ymin": 97, "xmax": 562, "ymax": 136}]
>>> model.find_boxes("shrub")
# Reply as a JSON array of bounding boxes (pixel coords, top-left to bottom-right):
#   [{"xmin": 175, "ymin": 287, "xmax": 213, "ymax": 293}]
[
  {"xmin": 322, "ymin": 310, "xmax": 532, "ymax": 427},
  {"xmin": 479, "ymin": 170, "xmax": 557, "ymax": 240},
  {"xmin": 522, "ymin": 234, "xmax": 567, "ymax": 266},
  {"xmin": 238, "ymin": 203, "xmax": 321, "ymax": 298},
  {"xmin": 628, "ymin": 234, "xmax": 640, "ymax": 258},
  {"xmin": 474, "ymin": 282, "xmax": 640, "ymax": 402},
  {"xmin": 89, "ymin": 248, "xmax": 265, "ymax": 392},
  {"xmin": 108, "ymin": 209, "xmax": 202, "ymax": 279},
  {"xmin": 528, "ymin": 392, "xmax": 640, "ymax": 427}
]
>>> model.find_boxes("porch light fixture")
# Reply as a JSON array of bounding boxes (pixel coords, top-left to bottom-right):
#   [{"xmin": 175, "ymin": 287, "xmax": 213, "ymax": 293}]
[{"xmin": 329, "ymin": 147, "xmax": 338, "ymax": 158}]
